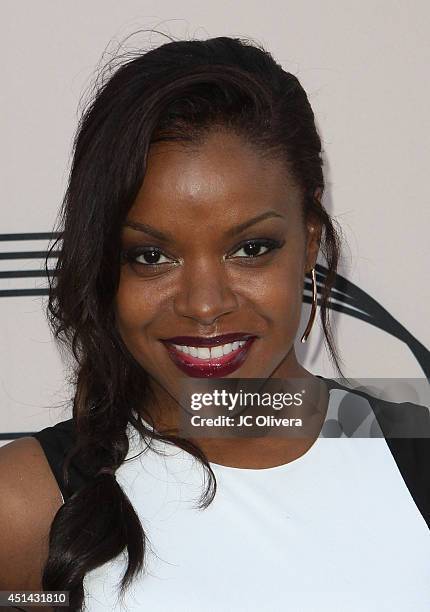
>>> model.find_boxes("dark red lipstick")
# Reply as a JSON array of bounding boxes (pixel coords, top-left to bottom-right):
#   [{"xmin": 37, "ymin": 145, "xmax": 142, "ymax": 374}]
[{"xmin": 160, "ymin": 333, "xmax": 257, "ymax": 378}]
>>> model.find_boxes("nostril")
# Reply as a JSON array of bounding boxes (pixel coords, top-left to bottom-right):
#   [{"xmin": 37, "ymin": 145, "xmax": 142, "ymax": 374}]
[{"xmin": 172, "ymin": 278, "xmax": 239, "ymax": 322}]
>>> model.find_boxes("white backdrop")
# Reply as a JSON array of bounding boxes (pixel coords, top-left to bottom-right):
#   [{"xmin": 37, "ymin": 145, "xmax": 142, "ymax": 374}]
[{"xmin": 1, "ymin": 0, "xmax": 429, "ymax": 442}]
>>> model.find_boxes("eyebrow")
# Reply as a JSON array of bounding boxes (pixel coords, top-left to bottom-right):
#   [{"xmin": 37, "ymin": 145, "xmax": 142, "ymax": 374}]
[
  {"xmin": 122, "ymin": 210, "xmax": 286, "ymax": 241},
  {"xmin": 225, "ymin": 210, "xmax": 286, "ymax": 237}
]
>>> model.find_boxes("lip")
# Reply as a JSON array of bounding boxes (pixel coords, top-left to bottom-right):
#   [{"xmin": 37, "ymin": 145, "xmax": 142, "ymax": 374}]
[{"xmin": 161, "ymin": 335, "xmax": 257, "ymax": 378}]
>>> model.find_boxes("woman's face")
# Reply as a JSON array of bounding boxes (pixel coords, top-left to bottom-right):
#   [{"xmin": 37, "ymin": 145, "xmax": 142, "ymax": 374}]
[{"xmin": 115, "ymin": 129, "xmax": 321, "ymax": 404}]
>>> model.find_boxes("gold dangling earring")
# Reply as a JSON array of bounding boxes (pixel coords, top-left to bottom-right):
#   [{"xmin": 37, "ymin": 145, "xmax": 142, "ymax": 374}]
[{"xmin": 301, "ymin": 267, "xmax": 318, "ymax": 343}]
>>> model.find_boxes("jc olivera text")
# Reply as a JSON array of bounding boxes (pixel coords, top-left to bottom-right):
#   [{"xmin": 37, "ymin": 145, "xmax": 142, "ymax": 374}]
[{"xmin": 189, "ymin": 415, "xmax": 303, "ymax": 428}]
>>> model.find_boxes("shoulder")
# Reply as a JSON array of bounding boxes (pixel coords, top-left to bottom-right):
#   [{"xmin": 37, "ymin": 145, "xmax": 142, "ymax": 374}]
[{"xmin": 0, "ymin": 435, "xmax": 63, "ymax": 588}]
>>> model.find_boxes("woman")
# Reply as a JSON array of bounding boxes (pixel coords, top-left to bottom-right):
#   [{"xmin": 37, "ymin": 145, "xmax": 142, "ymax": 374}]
[{"xmin": 0, "ymin": 36, "xmax": 428, "ymax": 611}]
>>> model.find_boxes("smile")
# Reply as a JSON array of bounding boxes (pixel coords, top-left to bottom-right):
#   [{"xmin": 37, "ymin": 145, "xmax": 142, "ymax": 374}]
[{"xmin": 161, "ymin": 336, "xmax": 257, "ymax": 378}]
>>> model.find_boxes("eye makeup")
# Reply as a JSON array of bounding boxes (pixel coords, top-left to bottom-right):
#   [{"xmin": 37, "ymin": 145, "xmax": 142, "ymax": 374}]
[{"xmin": 120, "ymin": 237, "xmax": 286, "ymax": 273}]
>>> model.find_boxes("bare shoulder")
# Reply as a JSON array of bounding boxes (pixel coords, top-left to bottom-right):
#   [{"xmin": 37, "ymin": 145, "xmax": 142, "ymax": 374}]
[{"xmin": 0, "ymin": 436, "xmax": 63, "ymax": 589}]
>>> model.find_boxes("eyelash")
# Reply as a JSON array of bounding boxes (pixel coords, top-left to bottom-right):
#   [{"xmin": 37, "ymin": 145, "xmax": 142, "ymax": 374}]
[{"xmin": 121, "ymin": 238, "xmax": 284, "ymax": 269}]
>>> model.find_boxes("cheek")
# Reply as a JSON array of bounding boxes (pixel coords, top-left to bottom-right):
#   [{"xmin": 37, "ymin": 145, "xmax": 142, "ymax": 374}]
[
  {"xmin": 114, "ymin": 282, "xmax": 166, "ymax": 374},
  {"xmin": 244, "ymin": 258, "xmax": 304, "ymax": 327},
  {"xmin": 114, "ymin": 277, "xmax": 158, "ymax": 339}
]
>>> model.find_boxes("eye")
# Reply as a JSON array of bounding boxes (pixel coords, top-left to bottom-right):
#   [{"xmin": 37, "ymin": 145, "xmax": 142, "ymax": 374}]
[
  {"xmin": 228, "ymin": 239, "xmax": 284, "ymax": 260},
  {"xmin": 121, "ymin": 247, "xmax": 175, "ymax": 267}
]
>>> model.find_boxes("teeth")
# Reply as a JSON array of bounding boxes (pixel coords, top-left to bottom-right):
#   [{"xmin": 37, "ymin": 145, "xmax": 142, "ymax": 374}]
[
  {"xmin": 222, "ymin": 343, "xmax": 233, "ymax": 355},
  {"xmin": 210, "ymin": 345, "xmax": 224, "ymax": 358},
  {"xmin": 197, "ymin": 347, "xmax": 210, "ymax": 359},
  {"xmin": 172, "ymin": 339, "xmax": 248, "ymax": 360}
]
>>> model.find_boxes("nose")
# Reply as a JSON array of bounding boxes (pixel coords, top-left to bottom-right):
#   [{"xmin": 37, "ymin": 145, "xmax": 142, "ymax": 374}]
[{"xmin": 173, "ymin": 260, "xmax": 239, "ymax": 325}]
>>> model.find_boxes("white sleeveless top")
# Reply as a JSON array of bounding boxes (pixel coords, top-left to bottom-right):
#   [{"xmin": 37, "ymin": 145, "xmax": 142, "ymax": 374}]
[{"xmin": 83, "ymin": 387, "xmax": 430, "ymax": 611}]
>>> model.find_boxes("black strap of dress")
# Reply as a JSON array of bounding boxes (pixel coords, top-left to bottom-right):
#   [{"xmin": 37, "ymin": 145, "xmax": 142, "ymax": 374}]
[{"xmin": 32, "ymin": 418, "xmax": 90, "ymax": 501}]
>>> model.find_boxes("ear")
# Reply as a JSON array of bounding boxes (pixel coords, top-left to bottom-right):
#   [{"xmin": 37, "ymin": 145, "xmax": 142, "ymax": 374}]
[{"xmin": 304, "ymin": 188, "xmax": 323, "ymax": 274}]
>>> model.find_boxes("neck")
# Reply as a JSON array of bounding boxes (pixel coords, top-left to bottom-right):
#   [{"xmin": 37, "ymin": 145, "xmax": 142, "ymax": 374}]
[{"xmin": 138, "ymin": 355, "xmax": 329, "ymax": 470}]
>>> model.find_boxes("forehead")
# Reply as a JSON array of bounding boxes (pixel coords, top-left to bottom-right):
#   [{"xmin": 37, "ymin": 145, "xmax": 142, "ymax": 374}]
[{"xmin": 127, "ymin": 130, "xmax": 302, "ymax": 225}]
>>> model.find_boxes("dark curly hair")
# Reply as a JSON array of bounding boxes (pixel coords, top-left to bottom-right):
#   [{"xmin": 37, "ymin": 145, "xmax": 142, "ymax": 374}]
[{"xmin": 43, "ymin": 33, "xmax": 344, "ymax": 609}]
